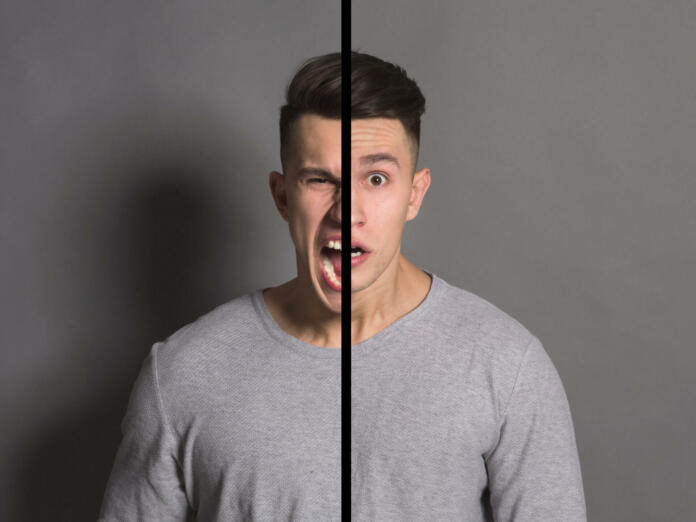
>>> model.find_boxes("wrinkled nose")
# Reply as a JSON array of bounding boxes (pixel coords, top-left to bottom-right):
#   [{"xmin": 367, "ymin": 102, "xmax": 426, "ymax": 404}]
[{"xmin": 328, "ymin": 187, "xmax": 341, "ymax": 223}]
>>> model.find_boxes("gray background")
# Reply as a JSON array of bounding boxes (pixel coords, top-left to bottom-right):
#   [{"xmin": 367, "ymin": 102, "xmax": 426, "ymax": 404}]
[
  {"xmin": 354, "ymin": 1, "xmax": 695, "ymax": 521},
  {"xmin": 2, "ymin": 1, "xmax": 695, "ymax": 521},
  {"xmin": 0, "ymin": 1, "xmax": 337, "ymax": 520}
]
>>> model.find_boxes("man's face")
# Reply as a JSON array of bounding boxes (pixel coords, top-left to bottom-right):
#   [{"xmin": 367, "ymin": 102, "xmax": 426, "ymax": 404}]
[
  {"xmin": 269, "ymin": 114, "xmax": 430, "ymax": 312},
  {"xmin": 270, "ymin": 114, "xmax": 343, "ymax": 312},
  {"xmin": 350, "ymin": 117, "xmax": 430, "ymax": 294}
]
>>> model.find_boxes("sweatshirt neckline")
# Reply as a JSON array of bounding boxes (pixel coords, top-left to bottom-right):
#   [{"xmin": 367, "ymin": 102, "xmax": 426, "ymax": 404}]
[{"xmin": 251, "ymin": 271, "xmax": 444, "ymax": 359}]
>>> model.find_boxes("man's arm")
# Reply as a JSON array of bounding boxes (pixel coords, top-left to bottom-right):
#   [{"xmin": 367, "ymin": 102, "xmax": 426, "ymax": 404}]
[
  {"xmin": 484, "ymin": 335, "xmax": 587, "ymax": 521},
  {"xmin": 99, "ymin": 343, "xmax": 191, "ymax": 521}
]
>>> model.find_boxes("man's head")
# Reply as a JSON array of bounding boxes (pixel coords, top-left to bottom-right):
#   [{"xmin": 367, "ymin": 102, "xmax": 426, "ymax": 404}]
[
  {"xmin": 270, "ymin": 51, "xmax": 430, "ymax": 313},
  {"xmin": 280, "ymin": 51, "xmax": 426, "ymax": 174}
]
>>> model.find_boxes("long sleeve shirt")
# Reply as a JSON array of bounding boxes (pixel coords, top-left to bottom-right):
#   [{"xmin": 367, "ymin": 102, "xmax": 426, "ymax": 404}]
[{"xmin": 99, "ymin": 272, "xmax": 586, "ymax": 521}]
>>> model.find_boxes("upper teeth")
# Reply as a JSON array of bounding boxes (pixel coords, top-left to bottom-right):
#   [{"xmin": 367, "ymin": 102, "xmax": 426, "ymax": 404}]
[{"xmin": 325, "ymin": 240, "xmax": 364, "ymax": 257}]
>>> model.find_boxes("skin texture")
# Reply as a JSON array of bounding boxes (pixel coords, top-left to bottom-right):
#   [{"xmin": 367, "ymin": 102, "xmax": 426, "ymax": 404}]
[{"xmin": 266, "ymin": 114, "xmax": 431, "ymax": 347}]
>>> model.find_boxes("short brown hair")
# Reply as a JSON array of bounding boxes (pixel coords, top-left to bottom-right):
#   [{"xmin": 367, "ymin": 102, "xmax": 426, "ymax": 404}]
[{"xmin": 279, "ymin": 51, "xmax": 426, "ymax": 171}]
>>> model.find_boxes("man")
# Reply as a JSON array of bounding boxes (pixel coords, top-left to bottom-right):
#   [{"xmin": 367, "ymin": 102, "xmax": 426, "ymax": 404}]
[{"xmin": 99, "ymin": 51, "xmax": 586, "ymax": 521}]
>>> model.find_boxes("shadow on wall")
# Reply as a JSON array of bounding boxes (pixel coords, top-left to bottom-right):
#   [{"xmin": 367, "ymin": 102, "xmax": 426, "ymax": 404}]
[{"xmin": 14, "ymin": 109, "xmax": 262, "ymax": 520}]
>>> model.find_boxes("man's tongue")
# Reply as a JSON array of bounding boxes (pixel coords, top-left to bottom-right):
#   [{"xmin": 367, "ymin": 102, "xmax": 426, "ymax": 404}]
[{"xmin": 326, "ymin": 249, "xmax": 342, "ymax": 277}]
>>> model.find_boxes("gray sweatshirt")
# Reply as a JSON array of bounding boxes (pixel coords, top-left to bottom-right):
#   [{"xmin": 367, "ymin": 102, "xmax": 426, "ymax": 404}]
[{"xmin": 99, "ymin": 272, "xmax": 586, "ymax": 521}]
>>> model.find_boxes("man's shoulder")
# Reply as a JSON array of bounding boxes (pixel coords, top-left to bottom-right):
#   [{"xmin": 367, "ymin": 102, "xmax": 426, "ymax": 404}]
[
  {"xmin": 431, "ymin": 274, "xmax": 536, "ymax": 364},
  {"xmin": 153, "ymin": 290, "xmax": 264, "ymax": 374}
]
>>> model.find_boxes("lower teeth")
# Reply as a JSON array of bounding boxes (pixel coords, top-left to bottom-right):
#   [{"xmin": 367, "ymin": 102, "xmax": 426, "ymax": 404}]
[{"xmin": 321, "ymin": 254, "xmax": 341, "ymax": 288}]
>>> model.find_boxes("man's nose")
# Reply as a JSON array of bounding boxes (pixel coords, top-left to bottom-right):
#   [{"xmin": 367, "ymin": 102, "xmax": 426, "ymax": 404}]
[
  {"xmin": 328, "ymin": 186, "xmax": 342, "ymax": 223},
  {"xmin": 351, "ymin": 183, "xmax": 366, "ymax": 226}
]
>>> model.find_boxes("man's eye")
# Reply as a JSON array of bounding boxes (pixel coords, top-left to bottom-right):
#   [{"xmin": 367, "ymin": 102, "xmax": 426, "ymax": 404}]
[
  {"xmin": 368, "ymin": 173, "xmax": 387, "ymax": 186},
  {"xmin": 309, "ymin": 178, "xmax": 329, "ymax": 184}
]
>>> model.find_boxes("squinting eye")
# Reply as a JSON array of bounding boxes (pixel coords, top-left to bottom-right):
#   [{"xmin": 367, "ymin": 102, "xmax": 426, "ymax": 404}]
[
  {"xmin": 368, "ymin": 173, "xmax": 387, "ymax": 186},
  {"xmin": 309, "ymin": 178, "xmax": 329, "ymax": 184}
]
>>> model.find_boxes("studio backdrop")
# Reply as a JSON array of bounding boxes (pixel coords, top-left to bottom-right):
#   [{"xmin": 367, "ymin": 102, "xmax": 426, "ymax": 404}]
[{"xmin": 2, "ymin": 1, "xmax": 695, "ymax": 521}]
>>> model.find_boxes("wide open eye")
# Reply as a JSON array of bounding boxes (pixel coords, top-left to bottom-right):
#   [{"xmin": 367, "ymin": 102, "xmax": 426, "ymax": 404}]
[{"xmin": 368, "ymin": 173, "xmax": 387, "ymax": 186}]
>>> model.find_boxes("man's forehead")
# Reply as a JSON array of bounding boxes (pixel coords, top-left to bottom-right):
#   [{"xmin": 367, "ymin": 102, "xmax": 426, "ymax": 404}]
[
  {"xmin": 290, "ymin": 114, "xmax": 414, "ymax": 172},
  {"xmin": 294, "ymin": 114, "xmax": 341, "ymax": 142},
  {"xmin": 351, "ymin": 118, "xmax": 414, "ymax": 172},
  {"xmin": 291, "ymin": 115, "xmax": 341, "ymax": 163},
  {"xmin": 351, "ymin": 118, "xmax": 409, "ymax": 148}
]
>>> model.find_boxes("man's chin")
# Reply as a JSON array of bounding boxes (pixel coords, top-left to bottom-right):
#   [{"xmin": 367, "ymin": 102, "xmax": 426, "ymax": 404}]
[
  {"xmin": 312, "ymin": 274, "xmax": 342, "ymax": 314},
  {"xmin": 324, "ymin": 299, "xmax": 342, "ymax": 314},
  {"xmin": 318, "ymin": 291, "xmax": 342, "ymax": 314},
  {"xmin": 350, "ymin": 272, "xmax": 373, "ymax": 294}
]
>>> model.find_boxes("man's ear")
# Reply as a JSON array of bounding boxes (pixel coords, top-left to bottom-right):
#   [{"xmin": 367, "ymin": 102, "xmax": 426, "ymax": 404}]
[
  {"xmin": 405, "ymin": 167, "xmax": 431, "ymax": 221},
  {"xmin": 269, "ymin": 170, "xmax": 289, "ymax": 222}
]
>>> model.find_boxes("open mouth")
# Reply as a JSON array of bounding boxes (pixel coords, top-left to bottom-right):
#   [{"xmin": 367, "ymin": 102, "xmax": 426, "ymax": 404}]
[{"xmin": 319, "ymin": 240, "xmax": 368, "ymax": 291}]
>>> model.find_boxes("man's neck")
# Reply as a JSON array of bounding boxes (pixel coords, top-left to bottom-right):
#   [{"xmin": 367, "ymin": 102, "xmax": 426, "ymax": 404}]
[
  {"xmin": 263, "ymin": 278, "xmax": 342, "ymax": 348},
  {"xmin": 262, "ymin": 254, "xmax": 432, "ymax": 348},
  {"xmin": 350, "ymin": 254, "xmax": 432, "ymax": 345}
]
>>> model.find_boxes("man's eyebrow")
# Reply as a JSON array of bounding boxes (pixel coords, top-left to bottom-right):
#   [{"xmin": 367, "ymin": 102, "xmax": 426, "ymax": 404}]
[
  {"xmin": 359, "ymin": 153, "xmax": 400, "ymax": 169},
  {"xmin": 295, "ymin": 167, "xmax": 340, "ymax": 182}
]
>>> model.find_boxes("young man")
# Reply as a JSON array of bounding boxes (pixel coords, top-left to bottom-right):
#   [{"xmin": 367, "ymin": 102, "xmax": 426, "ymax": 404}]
[{"xmin": 99, "ymin": 52, "xmax": 586, "ymax": 521}]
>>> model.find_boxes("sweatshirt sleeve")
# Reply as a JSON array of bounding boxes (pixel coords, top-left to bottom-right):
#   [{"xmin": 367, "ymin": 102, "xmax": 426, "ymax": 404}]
[
  {"xmin": 98, "ymin": 343, "xmax": 191, "ymax": 521},
  {"xmin": 485, "ymin": 336, "xmax": 587, "ymax": 521}
]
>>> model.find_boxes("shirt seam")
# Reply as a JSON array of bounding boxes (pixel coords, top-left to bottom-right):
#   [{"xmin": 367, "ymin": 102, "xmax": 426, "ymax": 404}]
[
  {"xmin": 484, "ymin": 333, "xmax": 536, "ymax": 462},
  {"xmin": 500, "ymin": 334, "xmax": 536, "ymax": 421},
  {"xmin": 151, "ymin": 342, "xmax": 178, "ymax": 442},
  {"xmin": 151, "ymin": 342, "xmax": 196, "ymax": 513}
]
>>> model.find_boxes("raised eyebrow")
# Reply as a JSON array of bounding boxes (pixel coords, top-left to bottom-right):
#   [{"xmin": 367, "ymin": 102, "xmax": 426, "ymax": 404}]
[{"xmin": 359, "ymin": 153, "xmax": 400, "ymax": 169}]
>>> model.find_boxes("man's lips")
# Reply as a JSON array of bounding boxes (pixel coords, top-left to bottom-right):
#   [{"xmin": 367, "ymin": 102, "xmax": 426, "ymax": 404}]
[
  {"xmin": 317, "ymin": 235, "xmax": 371, "ymax": 292},
  {"xmin": 351, "ymin": 251, "xmax": 370, "ymax": 267}
]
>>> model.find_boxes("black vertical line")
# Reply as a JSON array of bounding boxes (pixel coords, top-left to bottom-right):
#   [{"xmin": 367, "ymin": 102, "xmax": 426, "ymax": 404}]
[{"xmin": 340, "ymin": 0, "xmax": 351, "ymax": 520}]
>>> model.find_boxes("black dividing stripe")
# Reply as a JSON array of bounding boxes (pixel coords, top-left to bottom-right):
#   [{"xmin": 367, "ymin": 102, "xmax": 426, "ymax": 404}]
[{"xmin": 340, "ymin": 0, "xmax": 351, "ymax": 521}]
